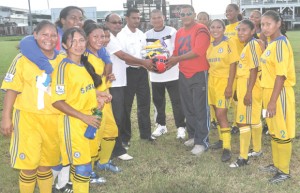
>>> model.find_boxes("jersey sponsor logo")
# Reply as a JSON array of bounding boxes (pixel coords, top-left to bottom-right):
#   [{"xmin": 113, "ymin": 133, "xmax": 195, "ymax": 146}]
[
  {"xmin": 80, "ymin": 84, "xmax": 95, "ymax": 94},
  {"xmin": 265, "ymin": 50, "xmax": 271, "ymax": 57},
  {"xmin": 4, "ymin": 73, "xmax": 14, "ymax": 82},
  {"xmin": 56, "ymin": 85, "xmax": 65, "ymax": 95},
  {"xmin": 218, "ymin": 48, "xmax": 223, "ymax": 53},
  {"xmin": 19, "ymin": 153, "xmax": 26, "ymax": 160},
  {"xmin": 74, "ymin": 152, "xmax": 81, "ymax": 158}
]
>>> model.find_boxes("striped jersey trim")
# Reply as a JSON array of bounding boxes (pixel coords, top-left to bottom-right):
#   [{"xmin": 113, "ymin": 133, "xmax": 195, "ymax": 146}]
[
  {"xmin": 249, "ymin": 41, "xmax": 259, "ymax": 67},
  {"xmin": 276, "ymin": 40, "xmax": 283, "ymax": 63},
  {"xmin": 56, "ymin": 61, "xmax": 68, "ymax": 85},
  {"xmin": 7, "ymin": 54, "xmax": 23, "ymax": 75},
  {"xmin": 10, "ymin": 110, "xmax": 20, "ymax": 167},
  {"xmin": 64, "ymin": 115, "xmax": 73, "ymax": 164},
  {"xmin": 280, "ymin": 87, "xmax": 286, "ymax": 121}
]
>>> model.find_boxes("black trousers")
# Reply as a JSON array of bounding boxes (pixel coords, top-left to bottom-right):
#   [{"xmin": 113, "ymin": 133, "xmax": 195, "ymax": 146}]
[
  {"xmin": 110, "ymin": 87, "xmax": 127, "ymax": 156},
  {"xmin": 123, "ymin": 67, "xmax": 151, "ymax": 143},
  {"xmin": 178, "ymin": 71, "xmax": 210, "ymax": 147},
  {"xmin": 151, "ymin": 80, "xmax": 186, "ymax": 128}
]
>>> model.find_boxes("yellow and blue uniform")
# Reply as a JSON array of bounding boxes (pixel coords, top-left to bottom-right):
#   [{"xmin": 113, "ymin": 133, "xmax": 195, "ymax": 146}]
[
  {"xmin": 206, "ymin": 36, "xmax": 239, "ymax": 150},
  {"xmin": 51, "ymin": 58, "xmax": 98, "ymax": 166},
  {"xmin": 1, "ymin": 53, "xmax": 64, "ymax": 169},
  {"xmin": 236, "ymin": 38, "xmax": 263, "ymax": 159},
  {"xmin": 225, "ymin": 22, "xmax": 244, "ymax": 54},
  {"xmin": 84, "ymin": 50, "xmax": 118, "ymax": 166},
  {"xmin": 260, "ymin": 35, "xmax": 295, "ymax": 174}
]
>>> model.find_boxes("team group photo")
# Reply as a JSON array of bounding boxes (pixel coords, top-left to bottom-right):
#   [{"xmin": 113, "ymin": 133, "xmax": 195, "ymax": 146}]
[{"xmin": 0, "ymin": 0, "xmax": 299, "ymax": 192}]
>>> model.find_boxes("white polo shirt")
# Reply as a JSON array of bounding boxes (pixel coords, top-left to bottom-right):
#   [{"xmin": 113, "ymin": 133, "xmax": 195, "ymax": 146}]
[
  {"xmin": 145, "ymin": 26, "xmax": 179, "ymax": 82},
  {"xmin": 106, "ymin": 32, "xmax": 127, "ymax": 87},
  {"xmin": 117, "ymin": 25, "xmax": 147, "ymax": 67}
]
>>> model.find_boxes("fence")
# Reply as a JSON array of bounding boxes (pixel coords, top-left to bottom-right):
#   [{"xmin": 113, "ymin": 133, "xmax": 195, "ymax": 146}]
[{"xmin": 0, "ymin": 26, "xmax": 29, "ymax": 36}]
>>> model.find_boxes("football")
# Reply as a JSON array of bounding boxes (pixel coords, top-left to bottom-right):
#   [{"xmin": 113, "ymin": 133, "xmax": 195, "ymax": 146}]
[{"xmin": 152, "ymin": 55, "xmax": 167, "ymax": 73}]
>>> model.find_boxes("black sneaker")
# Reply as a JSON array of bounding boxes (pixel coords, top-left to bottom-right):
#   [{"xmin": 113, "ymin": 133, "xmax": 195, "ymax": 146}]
[
  {"xmin": 221, "ymin": 149, "xmax": 231, "ymax": 162},
  {"xmin": 269, "ymin": 171, "xmax": 290, "ymax": 183},
  {"xmin": 231, "ymin": 126, "xmax": 239, "ymax": 134},
  {"xmin": 263, "ymin": 124, "xmax": 269, "ymax": 135},
  {"xmin": 55, "ymin": 183, "xmax": 73, "ymax": 193},
  {"xmin": 229, "ymin": 157, "xmax": 249, "ymax": 168},
  {"xmin": 210, "ymin": 140, "xmax": 223, "ymax": 150},
  {"xmin": 259, "ymin": 164, "xmax": 278, "ymax": 173}
]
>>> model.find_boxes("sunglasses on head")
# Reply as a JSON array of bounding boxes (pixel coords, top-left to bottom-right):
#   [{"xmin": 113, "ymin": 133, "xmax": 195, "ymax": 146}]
[
  {"xmin": 180, "ymin": 12, "xmax": 193, "ymax": 17},
  {"xmin": 109, "ymin": 21, "xmax": 122, "ymax": 25}
]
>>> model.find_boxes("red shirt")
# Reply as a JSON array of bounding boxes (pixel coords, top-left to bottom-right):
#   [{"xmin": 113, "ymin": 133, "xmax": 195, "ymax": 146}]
[{"xmin": 173, "ymin": 23, "xmax": 210, "ymax": 78}]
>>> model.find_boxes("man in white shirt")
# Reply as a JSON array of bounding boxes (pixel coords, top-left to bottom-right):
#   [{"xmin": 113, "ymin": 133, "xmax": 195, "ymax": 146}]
[
  {"xmin": 105, "ymin": 12, "xmax": 154, "ymax": 160},
  {"xmin": 145, "ymin": 9, "xmax": 186, "ymax": 139},
  {"xmin": 117, "ymin": 8, "xmax": 155, "ymax": 146}
]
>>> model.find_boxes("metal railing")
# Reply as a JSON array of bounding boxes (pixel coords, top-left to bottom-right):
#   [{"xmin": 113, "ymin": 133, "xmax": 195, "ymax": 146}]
[{"xmin": 241, "ymin": 0, "xmax": 300, "ymax": 5}]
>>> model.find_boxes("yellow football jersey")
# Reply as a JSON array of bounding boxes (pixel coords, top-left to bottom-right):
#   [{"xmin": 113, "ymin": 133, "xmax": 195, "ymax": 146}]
[
  {"xmin": 51, "ymin": 58, "xmax": 98, "ymax": 112},
  {"xmin": 225, "ymin": 22, "xmax": 244, "ymax": 54},
  {"xmin": 237, "ymin": 38, "xmax": 262, "ymax": 78},
  {"xmin": 207, "ymin": 37, "xmax": 239, "ymax": 78},
  {"xmin": 84, "ymin": 51, "xmax": 111, "ymax": 91},
  {"xmin": 260, "ymin": 36, "xmax": 295, "ymax": 88},
  {"xmin": 1, "ymin": 53, "xmax": 65, "ymax": 114}
]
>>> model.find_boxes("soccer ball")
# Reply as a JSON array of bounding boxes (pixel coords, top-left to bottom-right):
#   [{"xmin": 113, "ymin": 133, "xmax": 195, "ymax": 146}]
[{"xmin": 152, "ymin": 55, "xmax": 167, "ymax": 73}]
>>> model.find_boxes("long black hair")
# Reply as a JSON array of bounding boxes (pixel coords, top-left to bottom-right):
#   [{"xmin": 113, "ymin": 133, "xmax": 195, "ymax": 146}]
[
  {"xmin": 55, "ymin": 6, "xmax": 84, "ymax": 28},
  {"xmin": 62, "ymin": 27, "xmax": 102, "ymax": 88}
]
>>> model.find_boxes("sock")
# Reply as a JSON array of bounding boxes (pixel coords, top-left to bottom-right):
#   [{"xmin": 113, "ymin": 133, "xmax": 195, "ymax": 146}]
[
  {"xmin": 19, "ymin": 170, "xmax": 37, "ymax": 193},
  {"xmin": 52, "ymin": 164, "xmax": 62, "ymax": 185},
  {"xmin": 232, "ymin": 100, "xmax": 238, "ymax": 127},
  {"xmin": 91, "ymin": 157, "xmax": 97, "ymax": 170},
  {"xmin": 271, "ymin": 136, "xmax": 279, "ymax": 168},
  {"xmin": 73, "ymin": 173, "xmax": 90, "ymax": 193},
  {"xmin": 239, "ymin": 126, "xmax": 251, "ymax": 159},
  {"xmin": 57, "ymin": 165, "xmax": 70, "ymax": 189},
  {"xmin": 217, "ymin": 125, "xmax": 223, "ymax": 141},
  {"xmin": 277, "ymin": 139, "xmax": 292, "ymax": 174},
  {"xmin": 251, "ymin": 122, "xmax": 263, "ymax": 152},
  {"xmin": 221, "ymin": 127, "xmax": 231, "ymax": 150},
  {"xmin": 98, "ymin": 137, "xmax": 116, "ymax": 164},
  {"xmin": 37, "ymin": 170, "xmax": 53, "ymax": 193},
  {"xmin": 70, "ymin": 165, "xmax": 75, "ymax": 184}
]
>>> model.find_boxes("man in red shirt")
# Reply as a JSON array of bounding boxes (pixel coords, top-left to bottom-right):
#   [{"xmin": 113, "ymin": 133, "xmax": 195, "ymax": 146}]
[{"xmin": 167, "ymin": 4, "xmax": 210, "ymax": 156}]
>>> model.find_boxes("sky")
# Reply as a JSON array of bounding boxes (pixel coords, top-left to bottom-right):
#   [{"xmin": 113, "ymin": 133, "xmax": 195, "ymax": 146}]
[{"xmin": 0, "ymin": 0, "xmax": 231, "ymax": 15}]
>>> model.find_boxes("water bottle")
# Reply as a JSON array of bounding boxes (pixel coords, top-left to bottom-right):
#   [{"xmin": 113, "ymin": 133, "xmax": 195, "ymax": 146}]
[{"xmin": 84, "ymin": 108, "xmax": 102, "ymax": 139}]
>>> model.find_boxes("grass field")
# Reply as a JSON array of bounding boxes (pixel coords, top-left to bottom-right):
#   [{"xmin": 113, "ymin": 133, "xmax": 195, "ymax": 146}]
[{"xmin": 0, "ymin": 31, "xmax": 299, "ymax": 193}]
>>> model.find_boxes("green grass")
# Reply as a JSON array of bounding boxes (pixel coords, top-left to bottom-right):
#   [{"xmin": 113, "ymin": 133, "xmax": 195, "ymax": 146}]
[{"xmin": 0, "ymin": 31, "xmax": 300, "ymax": 193}]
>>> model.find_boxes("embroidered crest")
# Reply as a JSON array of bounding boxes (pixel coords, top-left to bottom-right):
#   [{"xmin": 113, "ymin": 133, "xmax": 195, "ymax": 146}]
[
  {"xmin": 19, "ymin": 153, "xmax": 26, "ymax": 160},
  {"xmin": 218, "ymin": 48, "xmax": 223, "ymax": 53},
  {"xmin": 56, "ymin": 85, "xmax": 65, "ymax": 95},
  {"xmin": 74, "ymin": 152, "xmax": 81, "ymax": 158}
]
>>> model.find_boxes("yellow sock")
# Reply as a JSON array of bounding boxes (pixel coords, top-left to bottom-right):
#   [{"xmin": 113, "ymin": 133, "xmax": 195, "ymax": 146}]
[
  {"xmin": 221, "ymin": 127, "xmax": 231, "ymax": 150},
  {"xmin": 37, "ymin": 170, "xmax": 53, "ymax": 193},
  {"xmin": 271, "ymin": 137, "xmax": 279, "ymax": 168},
  {"xmin": 232, "ymin": 100, "xmax": 238, "ymax": 127},
  {"xmin": 251, "ymin": 122, "xmax": 263, "ymax": 152},
  {"xmin": 277, "ymin": 140, "xmax": 292, "ymax": 174},
  {"xmin": 91, "ymin": 157, "xmax": 97, "ymax": 170},
  {"xmin": 239, "ymin": 126, "xmax": 251, "ymax": 159},
  {"xmin": 70, "ymin": 165, "xmax": 75, "ymax": 183},
  {"xmin": 73, "ymin": 173, "xmax": 90, "ymax": 193},
  {"xmin": 98, "ymin": 137, "xmax": 116, "ymax": 164},
  {"xmin": 217, "ymin": 125, "xmax": 223, "ymax": 141},
  {"xmin": 19, "ymin": 170, "xmax": 37, "ymax": 193}
]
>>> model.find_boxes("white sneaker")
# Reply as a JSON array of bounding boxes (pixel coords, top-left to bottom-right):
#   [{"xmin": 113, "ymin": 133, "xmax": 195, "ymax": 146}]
[
  {"xmin": 118, "ymin": 153, "xmax": 133, "ymax": 161},
  {"xmin": 184, "ymin": 138, "xmax": 194, "ymax": 147},
  {"xmin": 191, "ymin": 145, "xmax": 206, "ymax": 156},
  {"xmin": 152, "ymin": 124, "xmax": 167, "ymax": 137},
  {"xmin": 176, "ymin": 127, "xmax": 186, "ymax": 139}
]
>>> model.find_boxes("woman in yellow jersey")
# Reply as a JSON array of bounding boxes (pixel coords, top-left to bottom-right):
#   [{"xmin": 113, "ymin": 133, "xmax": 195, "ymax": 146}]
[
  {"xmin": 225, "ymin": 3, "xmax": 244, "ymax": 135},
  {"xmin": 83, "ymin": 23, "xmax": 121, "ymax": 174},
  {"xmin": 229, "ymin": 19, "xmax": 263, "ymax": 168},
  {"xmin": 206, "ymin": 19, "xmax": 239, "ymax": 162},
  {"xmin": 259, "ymin": 10, "xmax": 295, "ymax": 183},
  {"xmin": 1, "ymin": 21, "xmax": 64, "ymax": 193},
  {"xmin": 249, "ymin": 10, "xmax": 262, "ymax": 37},
  {"xmin": 52, "ymin": 27, "xmax": 102, "ymax": 193}
]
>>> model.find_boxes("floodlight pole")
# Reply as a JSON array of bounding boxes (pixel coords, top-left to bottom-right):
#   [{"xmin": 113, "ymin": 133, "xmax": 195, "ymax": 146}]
[
  {"xmin": 191, "ymin": 0, "xmax": 193, "ymax": 6},
  {"xmin": 28, "ymin": 0, "xmax": 33, "ymax": 34}
]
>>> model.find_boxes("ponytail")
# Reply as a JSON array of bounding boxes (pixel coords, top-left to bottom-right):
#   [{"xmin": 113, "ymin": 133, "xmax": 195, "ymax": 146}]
[{"xmin": 81, "ymin": 55, "xmax": 102, "ymax": 88}]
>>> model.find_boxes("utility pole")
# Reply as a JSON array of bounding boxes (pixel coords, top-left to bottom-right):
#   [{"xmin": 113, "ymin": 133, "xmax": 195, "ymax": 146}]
[
  {"xmin": 28, "ymin": 0, "xmax": 33, "ymax": 34},
  {"xmin": 191, "ymin": 0, "xmax": 193, "ymax": 7}
]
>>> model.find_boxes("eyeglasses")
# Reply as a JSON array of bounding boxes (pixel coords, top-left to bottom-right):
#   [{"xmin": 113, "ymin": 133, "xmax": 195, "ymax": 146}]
[
  {"xmin": 180, "ymin": 12, "xmax": 193, "ymax": 17},
  {"xmin": 109, "ymin": 21, "xmax": 123, "ymax": 25}
]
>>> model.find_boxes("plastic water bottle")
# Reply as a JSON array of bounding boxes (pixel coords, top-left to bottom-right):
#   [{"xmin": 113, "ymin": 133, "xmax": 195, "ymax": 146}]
[{"xmin": 84, "ymin": 108, "xmax": 102, "ymax": 139}]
